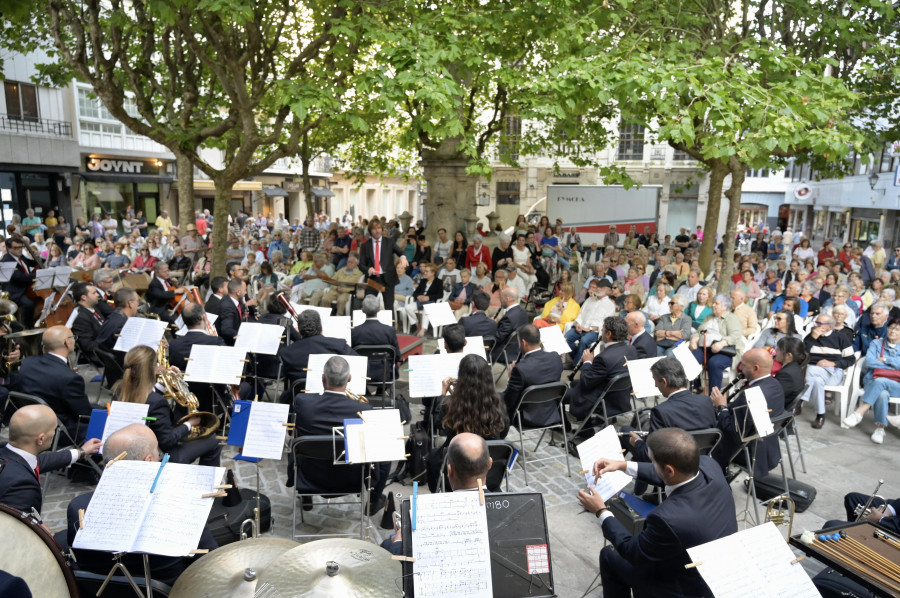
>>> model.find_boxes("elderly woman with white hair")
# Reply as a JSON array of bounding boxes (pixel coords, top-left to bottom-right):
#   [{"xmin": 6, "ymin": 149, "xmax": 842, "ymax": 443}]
[
  {"xmin": 465, "ymin": 233, "xmax": 491, "ymax": 271},
  {"xmin": 491, "ymin": 233, "xmax": 514, "ymax": 275},
  {"xmin": 689, "ymin": 293, "xmax": 745, "ymax": 390}
]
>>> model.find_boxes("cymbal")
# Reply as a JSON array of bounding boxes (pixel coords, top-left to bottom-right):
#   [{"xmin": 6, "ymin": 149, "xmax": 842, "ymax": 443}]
[
  {"xmin": 257, "ymin": 538, "xmax": 399, "ymax": 597},
  {"xmin": 0, "ymin": 298, "xmax": 17, "ymax": 316},
  {"xmin": 169, "ymin": 537, "xmax": 298, "ymax": 598}
]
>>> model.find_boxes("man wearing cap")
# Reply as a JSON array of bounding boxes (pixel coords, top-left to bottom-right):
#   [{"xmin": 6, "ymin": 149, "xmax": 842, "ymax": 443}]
[
  {"xmin": 180, "ymin": 223, "xmax": 202, "ymax": 264},
  {"xmin": 565, "ymin": 278, "xmax": 616, "ymax": 365}
]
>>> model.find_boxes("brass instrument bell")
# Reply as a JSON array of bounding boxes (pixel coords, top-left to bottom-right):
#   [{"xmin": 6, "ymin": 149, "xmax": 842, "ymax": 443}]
[{"xmin": 156, "ymin": 343, "xmax": 220, "ymax": 440}]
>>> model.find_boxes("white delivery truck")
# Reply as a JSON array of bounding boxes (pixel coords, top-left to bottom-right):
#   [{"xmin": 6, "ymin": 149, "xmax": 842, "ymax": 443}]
[{"xmin": 546, "ymin": 185, "xmax": 660, "ymax": 246}]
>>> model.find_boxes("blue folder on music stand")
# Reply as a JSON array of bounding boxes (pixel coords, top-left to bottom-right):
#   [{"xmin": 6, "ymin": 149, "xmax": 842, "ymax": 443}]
[{"xmin": 227, "ymin": 400, "xmax": 261, "ymax": 463}]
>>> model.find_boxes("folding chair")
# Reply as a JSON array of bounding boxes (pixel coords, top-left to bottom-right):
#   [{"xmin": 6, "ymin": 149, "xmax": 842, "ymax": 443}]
[
  {"xmin": 781, "ymin": 383, "xmax": 808, "ymax": 476},
  {"xmin": 437, "ymin": 439, "xmax": 516, "ymax": 493},
  {"xmin": 290, "ymin": 435, "xmax": 369, "ymax": 540},
  {"xmin": 511, "ymin": 381, "xmax": 571, "ymax": 485},
  {"xmin": 571, "ymin": 373, "xmax": 635, "ymax": 440},
  {"xmin": 354, "ymin": 344, "xmax": 399, "ymax": 408},
  {"xmin": 493, "ymin": 331, "xmax": 519, "ymax": 384},
  {"xmin": 826, "ymin": 354, "xmax": 861, "ymax": 420},
  {"xmin": 93, "ymin": 348, "xmax": 124, "ymax": 401},
  {"xmin": 483, "ymin": 337, "xmax": 497, "ymax": 365},
  {"xmin": 686, "ymin": 428, "xmax": 723, "ymax": 456}
]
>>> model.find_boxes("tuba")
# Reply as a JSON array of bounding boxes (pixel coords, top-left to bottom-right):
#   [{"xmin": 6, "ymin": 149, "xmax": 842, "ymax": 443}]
[{"xmin": 156, "ymin": 343, "xmax": 220, "ymax": 440}]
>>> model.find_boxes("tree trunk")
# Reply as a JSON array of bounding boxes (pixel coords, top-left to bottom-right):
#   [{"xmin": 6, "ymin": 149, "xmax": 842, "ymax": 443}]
[
  {"xmin": 301, "ymin": 154, "xmax": 316, "ymax": 220},
  {"xmin": 698, "ymin": 159, "xmax": 729, "ymax": 275},
  {"xmin": 717, "ymin": 158, "xmax": 747, "ymax": 294},
  {"xmin": 209, "ymin": 177, "xmax": 236, "ymax": 278},
  {"xmin": 420, "ymin": 138, "xmax": 480, "ymax": 244},
  {"xmin": 175, "ymin": 151, "xmax": 194, "ymax": 236}
]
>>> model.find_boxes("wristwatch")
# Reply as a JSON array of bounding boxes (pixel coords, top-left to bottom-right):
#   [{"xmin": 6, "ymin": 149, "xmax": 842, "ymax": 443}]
[
  {"xmin": 715, "ymin": 405, "xmax": 728, "ymax": 415},
  {"xmin": 77, "ymin": 448, "xmax": 86, "ymax": 460},
  {"xmin": 595, "ymin": 507, "xmax": 609, "ymax": 518}
]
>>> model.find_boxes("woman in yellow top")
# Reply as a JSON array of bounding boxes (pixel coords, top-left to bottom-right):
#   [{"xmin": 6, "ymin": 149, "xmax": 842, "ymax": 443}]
[{"xmin": 534, "ymin": 282, "xmax": 580, "ymax": 330}]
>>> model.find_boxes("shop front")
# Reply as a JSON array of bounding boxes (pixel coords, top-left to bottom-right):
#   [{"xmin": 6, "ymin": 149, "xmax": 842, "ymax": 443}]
[
  {"xmin": 849, "ymin": 208, "xmax": 884, "ymax": 249},
  {"xmin": 0, "ymin": 167, "xmax": 76, "ymax": 235}
]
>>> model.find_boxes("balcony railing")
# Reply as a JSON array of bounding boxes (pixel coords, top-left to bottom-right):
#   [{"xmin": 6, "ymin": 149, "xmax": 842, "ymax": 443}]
[{"xmin": 0, "ymin": 114, "xmax": 73, "ymax": 138}]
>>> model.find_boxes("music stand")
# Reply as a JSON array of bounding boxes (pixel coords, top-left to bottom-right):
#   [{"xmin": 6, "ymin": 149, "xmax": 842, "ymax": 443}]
[
  {"xmin": 96, "ymin": 553, "xmax": 154, "ymax": 598},
  {"xmin": 732, "ymin": 400, "xmax": 772, "ymax": 527}
]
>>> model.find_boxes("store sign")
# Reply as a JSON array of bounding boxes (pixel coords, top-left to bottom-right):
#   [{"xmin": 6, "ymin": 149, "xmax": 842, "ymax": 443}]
[
  {"xmin": 85, "ymin": 157, "xmax": 160, "ymax": 175},
  {"xmin": 553, "ymin": 172, "xmax": 580, "ymax": 179},
  {"xmin": 790, "ymin": 183, "xmax": 814, "ymax": 204},
  {"xmin": 283, "ymin": 181, "xmax": 301, "ymax": 192}
]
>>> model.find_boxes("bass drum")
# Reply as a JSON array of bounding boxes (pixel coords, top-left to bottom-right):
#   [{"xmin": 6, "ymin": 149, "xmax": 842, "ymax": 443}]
[{"xmin": 0, "ymin": 503, "xmax": 78, "ymax": 597}]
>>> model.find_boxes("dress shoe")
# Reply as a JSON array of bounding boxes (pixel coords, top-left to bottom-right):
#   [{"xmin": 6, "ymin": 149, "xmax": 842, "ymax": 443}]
[
  {"xmin": 724, "ymin": 469, "xmax": 740, "ymax": 484},
  {"xmin": 811, "ymin": 414, "xmax": 825, "ymax": 429},
  {"xmin": 793, "ymin": 403, "xmax": 803, "ymax": 417},
  {"xmin": 301, "ymin": 495, "xmax": 313, "ymax": 512}
]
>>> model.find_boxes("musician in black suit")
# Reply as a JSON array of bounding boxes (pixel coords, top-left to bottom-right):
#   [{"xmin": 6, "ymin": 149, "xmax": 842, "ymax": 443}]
[
  {"xmin": 0, "ymin": 405, "xmax": 100, "ymax": 514},
  {"xmin": 65, "ymin": 424, "xmax": 217, "ymax": 586},
  {"xmin": 115, "ymin": 345, "xmax": 221, "ymax": 466},
  {"xmin": 460, "ymin": 291, "xmax": 498, "ymax": 339},
  {"xmin": 502, "ymin": 324, "xmax": 564, "ymax": 426},
  {"xmin": 204, "ymin": 276, "xmax": 228, "ymax": 317},
  {"xmin": 577, "ymin": 429, "xmax": 737, "ymax": 598},
  {"xmin": 16, "ymin": 326, "xmax": 94, "ymax": 442},
  {"xmin": 92, "ymin": 270, "xmax": 116, "ymax": 318},
  {"xmin": 278, "ymin": 309, "xmax": 358, "ymax": 393},
  {"xmin": 774, "ymin": 336, "xmax": 806, "ymax": 410},
  {"xmin": 1, "ymin": 237, "xmax": 37, "ymax": 327},
  {"xmin": 96, "ymin": 287, "xmax": 139, "ymax": 360},
  {"xmin": 351, "ymin": 295, "xmax": 400, "ymax": 385},
  {"xmin": 625, "ymin": 311, "xmax": 656, "ymax": 359},
  {"xmin": 490, "ymin": 288, "xmax": 527, "ymax": 363},
  {"xmin": 169, "ymin": 302, "xmax": 227, "ymax": 412},
  {"xmin": 357, "ymin": 219, "xmax": 409, "ymax": 310},
  {"xmin": 565, "ymin": 316, "xmax": 637, "ymax": 421},
  {"xmin": 215, "ymin": 278, "xmax": 255, "ymax": 346},
  {"xmin": 291, "ymin": 356, "xmax": 389, "ymax": 515},
  {"xmin": 70, "ymin": 283, "xmax": 104, "ymax": 359},
  {"xmin": 711, "ymin": 348, "xmax": 785, "ymax": 479},
  {"xmin": 145, "ymin": 262, "xmax": 186, "ymax": 323}
]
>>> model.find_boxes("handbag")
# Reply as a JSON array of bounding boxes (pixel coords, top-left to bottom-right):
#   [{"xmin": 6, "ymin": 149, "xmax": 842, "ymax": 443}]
[{"xmin": 872, "ymin": 368, "xmax": 900, "ymax": 382}]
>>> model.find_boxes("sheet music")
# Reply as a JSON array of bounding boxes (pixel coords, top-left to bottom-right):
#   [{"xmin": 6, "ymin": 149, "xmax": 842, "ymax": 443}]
[
  {"xmin": 184, "ymin": 345, "xmax": 248, "ymax": 385},
  {"xmin": 113, "ymin": 317, "xmax": 168, "ymax": 353},
  {"xmin": 346, "ymin": 409, "xmax": 406, "ymax": 462},
  {"xmin": 576, "ymin": 426, "xmax": 632, "ymax": 501},
  {"xmin": 352, "ymin": 309, "xmax": 393, "ymax": 327},
  {"xmin": 437, "ymin": 335, "xmax": 487, "ymax": 360},
  {"xmin": 293, "ymin": 304, "xmax": 332, "ymax": 319},
  {"xmin": 743, "ymin": 386, "xmax": 775, "ymax": 437},
  {"xmin": 304, "ymin": 353, "xmax": 368, "ymax": 395},
  {"xmin": 234, "ymin": 322, "xmax": 284, "ymax": 355},
  {"xmin": 34, "ymin": 268, "xmax": 57, "ymax": 290},
  {"xmin": 101, "ymin": 401, "xmax": 150, "ymax": 447},
  {"xmin": 175, "ymin": 313, "xmax": 217, "ymax": 336},
  {"xmin": 687, "ymin": 522, "xmax": 820, "ymax": 598},
  {"xmin": 133, "ymin": 464, "xmax": 225, "ymax": 557},
  {"xmin": 422, "ymin": 302, "xmax": 457, "ymax": 327},
  {"xmin": 0, "ymin": 262, "xmax": 17, "ymax": 283},
  {"xmin": 321, "ymin": 316, "xmax": 352, "ymax": 344},
  {"xmin": 626, "ymin": 357, "xmax": 663, "ymax": 398},
  {"xmin": 412, "ymin": 492, "xmax": 493, "ymax": 598},
  {"xmin": 407, "ymin": 353, "xmax": 466, "ymax": 398},
  {"xmin": 539, "ymin": 325, "xmax": 572, "ymax": 355},
  {"xmin": 671, "ymin": 341, "xmax": 703, "ymax": 381},
  {"xmin": 241, "ymin": 402, "xmax": 290, "ymax": 460},
  {"xmin": 65, "ymin": 306, "xmax": 80, "ymax": 328}
]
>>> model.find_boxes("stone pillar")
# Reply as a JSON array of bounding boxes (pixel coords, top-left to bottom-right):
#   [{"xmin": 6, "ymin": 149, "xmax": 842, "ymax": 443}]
[
  {"xmin": 399, "ymin": 210, "xmax": 413, "ymax": 232},
  {"xmin": 420, "ymin": 157, "xmax": 479, "ymax": 242}
]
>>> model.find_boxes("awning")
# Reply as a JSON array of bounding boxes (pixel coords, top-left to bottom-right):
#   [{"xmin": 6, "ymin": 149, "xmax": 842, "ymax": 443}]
[
  {"xmin": 79, "ymin": 172, "xmax": 173, "ymax": 184},
  {"xmin": 310, "ymin": 186, "xmax": 334, "ymax": 198},
  {"xmin": 193, "ymin": 180, "xmax": 263, "ymax": 192},
  {"xmin": 262, "ymin": 185, "xmax": 289, "ymax": 197}
]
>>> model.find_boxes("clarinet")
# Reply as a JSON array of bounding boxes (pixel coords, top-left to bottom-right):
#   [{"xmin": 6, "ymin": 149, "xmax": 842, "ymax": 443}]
[
  {"xmin": 720, "ymin": 372, "xmax": 747, "ymax": 402},
  {"xmin": 569, "ymin": 335, "xmax": 604, "ymax": 382}
]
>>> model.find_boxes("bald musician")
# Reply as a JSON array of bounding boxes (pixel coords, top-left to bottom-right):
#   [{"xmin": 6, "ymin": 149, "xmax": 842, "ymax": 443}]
[
  {"xmin": 16, "ymin": 326, "xmax": 94, "ymax": 441},
  {"xmin": 66, "ymin": 424, "xmax": 218, "ymax": 587},
  {"xmin": 0, "ymin": 405, "xmax": 100, "ymax": 514},
  {"xmin": 577, "ymin": 428, "xmax": 737, "ymax": 598}
]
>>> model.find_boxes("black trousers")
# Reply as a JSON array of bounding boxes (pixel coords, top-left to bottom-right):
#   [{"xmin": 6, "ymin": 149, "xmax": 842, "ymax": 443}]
[
  {"xmin": 168, "ymin": 434, "xmax": 222, "ymax": 467},
  {"xmin": 600, "ymin": 545, "xmax": 634, "ymax": 598}
]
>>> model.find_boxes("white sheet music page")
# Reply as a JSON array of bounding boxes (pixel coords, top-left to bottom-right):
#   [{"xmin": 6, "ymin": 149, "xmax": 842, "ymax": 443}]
[
  {"xmin": 422, "ymin": 302, "xmax": 457, "ymax": 327},
  {"xmin": 743, "ymin": 386, "xmax": 775, "ymax": 437},
  {"xmin": 626, "ymin": 357, "xmax": 663, "ymax": 399},
  {"xmin": 352, "ymin": 309, "xmax": 393, "ymax": 327},
  {"xmin": 176, "ymin": 313, "xmax": 217, "ymax": 336},
  {"xmin": 576, "ymin": 425, "xmax": 632, "ymax": 501},
  {"xmin": 295, "ymin": 304, "xmax": 332, "ymax": 319},
  {"xmin": 407, "ymin": 353, "xmax": 466, "ymax": 398},
  {"xmin": 412, "ymin": 492, "xmax": 493, "ymax": 598},
  {"xmin": 0, "ymin": 262, "xmax": 17, "ymax": 283},
  {"xmin": 133, "ymin": 464, "xmax": 225, "ymax": 557},
  {"xmin": 184, "ymin": 345, "xmax": 248, "ymax": 385},
  {"xmin": 241, "ymin": 402, "xmax": 290, "ymax": 460},
  {"xmin": 101, "ymin": 401, "xmax": 150, "ymax": 447},
  {"xmin": 34, "ymin": 268, "xmax": 56, "ymax": 290},
  {"xmin": 687, "ymin": 522, "xmax": 820, "ymax": 598},
  {"xmin": 234, "ymin": 322, "xmax": 284, "ymax": 355},
  {"xmin": 304, "ymin": 353, "xmax": 368, "ymax": 395},
  {"xmin": 437, "ymin": 336, "xmax": 487, "ymax": 360},
  {"xmin": 540, "ymin": 325, "xmax": 572, "ymax": 355},
  {"xmin": 353, "ymin": 409, "xmax": 406, "ymax": 462},
  {"xmin": 671, "ymin": 342, "xmax": 703, "ymax": 381},
  {"xmin": 113, "ymin": 317, "xmax": 168, "ymax": 353},
  {"xmin": 321, "ymin": 315, "xmax": 352, "ymax": 344}
]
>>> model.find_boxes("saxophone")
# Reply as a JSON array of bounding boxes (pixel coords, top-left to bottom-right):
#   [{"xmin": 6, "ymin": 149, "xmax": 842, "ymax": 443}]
[{"xmin": 156, "ymin": 343, "xmax": 220, "ymax": 440}]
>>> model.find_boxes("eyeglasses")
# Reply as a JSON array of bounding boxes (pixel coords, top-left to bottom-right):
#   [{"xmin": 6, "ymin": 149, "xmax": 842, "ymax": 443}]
[{"xmin": 814, "ymin": 320, "xmax": 831, "ymax": 326}]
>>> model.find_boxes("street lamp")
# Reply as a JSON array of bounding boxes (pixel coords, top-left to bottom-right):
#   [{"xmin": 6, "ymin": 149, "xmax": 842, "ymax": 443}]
[{"xmin": 868, "ymin": 171, "xmax": 879, "ymax": 190}]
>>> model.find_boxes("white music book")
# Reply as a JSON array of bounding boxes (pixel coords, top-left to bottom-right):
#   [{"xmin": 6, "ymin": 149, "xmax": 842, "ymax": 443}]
[
  {"xmin": 0, "ymin": 262, "xmax": 17, "ymax": 283},
  {"xmin": 344, "ymin": 409, "xmax": 406, "ymax": 463},
  {"xmin": 73, "ymin": 460, "xmax": 225, "ymax": 557},
  {"xmin": 184, "ymin": 345, "xmax": 248, "ymax": 385},
  {"xmin": 352, "ymin": 309, "xmax": 393, "ymax": 327},
  {"xmin": 113, "ymin": 317, "xmax": 168, "ymax": 353},
  {"xmin": 304, "ymin": 353, "xmax": 369, "ymax": 395},
  {"xmin": 412, "ymin": 491, "xmax": 493, "ymax": 598},
  {"xmin": 234, "ymin": 322, "xmax": 284, "ymax": 355},
  {"xmin": 321, "ymin": 315, "xmax": 352, "ymax": 344},
  {"xmin": 743, "ymin": 386, "xmax": 775, "ymax": 438},
  {"xmin": 175, "ymin": 313, "xmax": 217, "ymax": 337},
  {"xmin": 539, "ymin": 325, "xmax": 572, "ymax": 355},
  {"xmin": 437, "ymin": 335, "xmax": 487, "ymax": 360},
  {"xmin": 577, "ymin": 425, "xmax": 632, "ymax": 501},
  {"xmin": 101, "ymin": 401, "xmax": 150, "ymax": 448},
  {"xmin": 687, "ymin": 522, "xmax": 820, "ymax": 598},
  {"xmin": 626, "ymin": 357, "xmax": 663, "ymax": 399},
  {"xmin": 293, "ymin": 304, "xmax": 332, "ymax": 319},
  {"xmin": 671, "ymin": 341, "xmax": 703, "ymax": 381},
  {"xmin": 238, "ymin": 401, "xmax": 290, "ymax": 460},
  {"xmin": 407, "ymin": 353, "xmax": 466, "ymax": 398},
  {"xmin": 422, "ymin": 302, "xmax": 457, "ymax": 328}
]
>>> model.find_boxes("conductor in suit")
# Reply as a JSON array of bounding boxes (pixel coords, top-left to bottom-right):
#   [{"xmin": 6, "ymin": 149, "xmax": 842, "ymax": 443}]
[
  {"xmin": 578, "ymin": 428, "xmax": 737, "ymax": 598},
  {"xmin": 145, "ymin": 262, "xmax": 186, "ymax": 323},
  {"xmin": 0, "ymin": 405, "xmax": 100, "ymax": 514},
  {"xmin": 278, "ymin": 309, "xmax": 358, "ymax": 394},
  {"xmin": 216, "ymin": 278, "xmax": 255, "ymax": 346},
  {"xmin": 351, "ymin": 295, "xmax": 400, "ymax": 386},
  {"xmin": 291, "ymin": 356, "xmax": 389, "ymax": 515},
  {"xmin": 460, "ymin": 291, "xmax": 498, "ymax": 339},
  {"xmin": 65, "ymin": 424, "xmax": 217, "ymax": 586},
  {"xmin": 502, "ymin": 324, "xmax": 564, "ymax": 426},
  {"xmin": 1, "ymin": 237, "xmax": 38, "ymax": 328},
  {"xmin": 490, "ymin": 288, "xmax": 527, "ymax": 363},
  {"xmin": 358, "ymin": 219, "xmax": 409, "ymax": 311},
  {"xmin": 565, "ymin": 316, "xmax": 637, "ymax": 422},
  {"xmin": 69, "ymin": 282, "xmax": 104, "ymax": 360},
  {"xmin": 169, "ymin": 302, "xmax": 226, "ymax": 412},
  {"xmin": 710, "ymin": 348, "xmax": 785, "ymax": 479},
  {"xmin": 625, "ymin": 311, "xmax": 657, "ymax": 359},
  {"xmin": 16, "ymin": 326, "xmax": 94, "ymax": 442}
]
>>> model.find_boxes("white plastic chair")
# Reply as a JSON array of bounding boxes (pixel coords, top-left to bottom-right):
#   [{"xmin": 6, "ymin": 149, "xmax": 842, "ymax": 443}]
[{"xmin": 827, "ymin": 354, "xmax": 862, "ymax": 421}]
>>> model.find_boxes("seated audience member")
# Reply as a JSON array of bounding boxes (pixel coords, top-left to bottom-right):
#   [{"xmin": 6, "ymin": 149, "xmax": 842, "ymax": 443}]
[
  {"xmin": 0, "ymin": 405, "xmax": 100, "ymax": 514},
  {"xmin": 405, "ymin": 262, "xmax": 444, "ymax": 337},
  {"xmin": 320, "ymin": 252, "xmax": 364, "ymax": 316},
  {"xmin": 753, "ymin": 309, "xmax": 800, "ymax": 349},
  {"xmin": 490, "ymin": 288, "xmax": 527, "ymax": 363},
  {"xmin": 625, "ymin": 310, "xmax": 656, "ymax": 359},
  {"xmin": 686, "ymin": 286, "xmax": 713, "ymax": 329},
  {"xmin": 298, "ymin": 252, "xmax": 335, "ymax": 307},
  {"xmin": 460, "ymin": 290, "xmax": 498, "ymax": 339},
  {"xmin": 645, "ymin": 282, "xmax": 671, "ymax": 323},
  {"xmin": 774, "ymin": 336, "xmax": 807, "ymax": 409},
  {"xmin": 565, "ymin": 279, "xmax": 616, "ymax": 364},
  {"xmin": 654, "ymin": 294, "xmax": 692, "ymax": 357},
  {"xmin": 768, "ymin": 281, "xmax": 809, "ymax": 319},
  {"xmin": 577, "ymin": 428, "xmax": 737, "ymax": 598},
  {"xmin": 690, "ymin": 293, "xmax": 745, "ymax": 391},
  {"xmin": 730, "ymin": 288, "xmax": 758, "ymax": 338},
  {"xmin": 502, "ymin": 324, "xmax": 564, "ymax": 426},
  {"xmin": 853, "ymin": 301, "xmax": 890, "ymax": 356},
  {"xmin": 278, "ymin": 309, "xmax": 357, "ymax": 389},
  {"xmin": 843, "ymin": 317, "xmax": 900, "ymax": 444},
  {"xmin": 534, "ymin": 282, "xmax": 580, "ymax": 330},
  {"xmin": 796, "ymin": 313, "xmax": 855, "ymax": 429},
  {"xmin": 351, "ymin": 295, "xmax": 401, "ymax": 387},
  {"xmin": 447, "ymin": 267, "xmax": 478, "ymax": 319}
]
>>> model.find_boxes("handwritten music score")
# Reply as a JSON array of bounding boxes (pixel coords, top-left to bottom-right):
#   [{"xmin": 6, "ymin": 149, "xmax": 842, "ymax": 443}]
[
  {"xmin": 576, "ymin": 426, "xmax": 632, "ymax": 501},
  {"xmin": 352, "ymin": 309, "xmax": 393, "ymax": 327},
  {"xmin": 407, "ymin": 353, "xmax": 466, "ymax": 398},
  {"xmin": 101, "ymin": 401, "xmax": 150, "ymax": 447},
  {"xmin": 235, "ymin": 322, "xmax": 284, "ymax": 355},
  {"xmin": 240, "ymin": 402, "xmax": 290, "ymax": 460},
  {"xmin": 74, "ymin": 460, "xmax": 225, "ymax": 557},
  {"xmin": 437, "ymin": 335, "xmax": 487, "ymax": 360},
  {"xmin": 184, "ymin": 345, "xmax": 248, "ymax": 385},
  {"xmin": 304, "ymin": 353, "xmax": 368, "ymax": 395},
  {"xmin": 412, "ymin": 492, "xmax": 493, "ymax": 598},
  {"xmin": 687, "ymin": 522, "xmax": 819, "ymax": 598},
  {"xmin": 113, "ymin": 317, "xmax": 168, "ymax": 353},
  {"xmin": 626, "ymin": 356, "xmax": 663, "ymax": 399}
]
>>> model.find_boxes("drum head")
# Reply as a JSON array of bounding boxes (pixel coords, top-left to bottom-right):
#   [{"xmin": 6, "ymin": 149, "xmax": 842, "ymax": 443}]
[{"xmin": 0, "ymin": 503, "xmax": 77, "ymax": 597}]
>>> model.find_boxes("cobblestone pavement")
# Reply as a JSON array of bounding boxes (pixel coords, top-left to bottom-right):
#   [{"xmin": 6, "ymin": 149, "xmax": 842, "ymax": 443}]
[{"xmin": 6, "ymin": 340, "xmax": 900, "ymax": 597}]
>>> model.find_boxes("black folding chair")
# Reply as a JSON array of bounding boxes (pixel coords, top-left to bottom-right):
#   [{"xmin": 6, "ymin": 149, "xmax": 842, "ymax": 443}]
[
  {"xmin": 570, "ymin": 373, "xmax": 634, "ymax": 439},
  {"xmin": 493, "ymin": 331, "xmax": 519, "ymax": 384},
  {"xmin": 93, "ymin": 348, "xmax": 124, "ymax": 400},
  {"xmin": 483, "ymin": 337, "xmax": 497, "ymax": 365},
  {"xmin": 781, "ymin": 383, "xmax": 808, "ymax": 477},
  {"xmin": 687, "ymin": 427, "xmax": 723, "ymax": 456},
  {"xmin": 512, "ymin": 381, "xmax": 571, "ymax": 485},
  {"xmin": 437, "ymin": 439, "xmax": 517, "ymax": 493},
  {"xmin": 354, "ymin": 344, "xmax": 399, "ymax": 407}
]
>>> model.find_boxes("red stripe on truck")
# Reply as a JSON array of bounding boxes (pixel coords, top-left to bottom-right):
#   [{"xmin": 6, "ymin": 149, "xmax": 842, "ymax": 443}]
[{"xmin": 569, "ymin": 222, "xmax": 657, "ymax": 234}]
